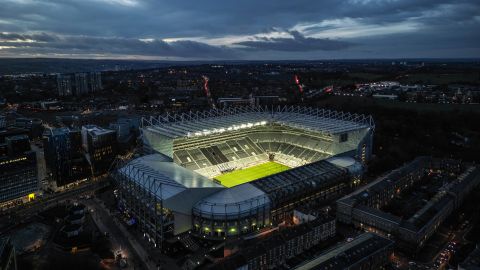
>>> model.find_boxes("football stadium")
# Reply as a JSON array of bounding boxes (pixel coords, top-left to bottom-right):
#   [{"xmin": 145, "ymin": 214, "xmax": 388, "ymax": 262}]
[{"xmin": 114, "ymin": 106, "xmax": 374, "ymax": 248}]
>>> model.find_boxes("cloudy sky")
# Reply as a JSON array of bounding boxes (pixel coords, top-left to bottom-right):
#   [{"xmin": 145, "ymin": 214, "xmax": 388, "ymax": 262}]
[{"xmin": 0, "ymin": 0, "xmax": 479, "ymax": 60}]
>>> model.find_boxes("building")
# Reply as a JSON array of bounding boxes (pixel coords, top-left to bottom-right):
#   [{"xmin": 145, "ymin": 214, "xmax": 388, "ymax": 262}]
[
  {"xmin": 142, "ymin": 106, "xmax": 374, "ymax": 163},
  {"xmin": 192, "ymin": 160, "xmax": 349, "ymax": 239},
  {"xmin": 293, "ymin": 233, "xmax": 394, "ymax": 270},
  {"xmin": 5, "ymin": 135, "xmax": 30, "ymax": 156},
  {"xmin": 115, "ymin": 106, "xmax": 373, "ymax": 249},
  {"xmin": 212, "ymin": 216, "xmax": 336, "ymax": 270},
  {"xmin": 58, "ymin": 72, "xmax": 101, "ymax": 96},
  {"xmin": 74, "ymin": 73, "xmax": 89, "ymax": 96},
  {"xmin": 459, "ymin": 245, "xmax": 480, "ymax": 270},
  {"xmin": 57, "ymin": 74, "xmax": 73, "ymax": 96},
  {"xmin": 0, "ymin": 237, "xmax": 17, "ymax": 270},
  {"xmin": 337, "ymin": 157, "xmax": 480, "ymax": 252},
  {"xmin": 13, "ymin": 118, "xmax": 32, "ymax": 130},
  {"xmin": 81, "ymin": 125, "xmax": 117, "ymax": 176},
  {"xmin": 0, "ymin": 116, "xmax": 5, "ymax": 130},
  {"xmin": 0, "ymin": 146, "xmax": 38, "ymax": 206},
  {"xmin": 217, "ymin": 96, "xmax": 280, "ymax": 108},
  {"xmin": 108, "ymin": 117, "xmax": 140, "ymax": 144},
  {"xmin": 43, "ymin": 128, "xmax": 89, "ymax": 188},
  {"xmin": 217, "ymin": 97, "xmax": 256, "ymax": 108},
  {"xmin": 0, "ymin": 128, "xmax": 29, "ymax": 146},
  {"xmin": 89, "ymin": 72, "xmax": 102, "ymax": 93},
  {"xmin": 108, "ymin": 117, "xmax": 140, "ymax": 153},
  {"xmin": 372, "ymin": 94, "xmax": 398, "ymax": 100}
]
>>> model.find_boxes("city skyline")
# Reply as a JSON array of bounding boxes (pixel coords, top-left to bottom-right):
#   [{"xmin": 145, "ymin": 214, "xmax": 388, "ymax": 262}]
[{"xmin": 0, "ymin": 0, "xmax": 479, "ymax": 60}]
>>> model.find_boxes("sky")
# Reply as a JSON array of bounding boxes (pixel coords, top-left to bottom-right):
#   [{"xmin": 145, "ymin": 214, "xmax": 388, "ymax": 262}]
[{"xmin": 0, "ymin": 0, "xmax": 479, "ymax": 60}]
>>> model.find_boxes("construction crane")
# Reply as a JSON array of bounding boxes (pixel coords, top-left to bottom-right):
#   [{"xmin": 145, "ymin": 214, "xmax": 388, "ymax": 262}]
[
  {"xmin": 294, "ymin": 74, "xmax": 305, "ymax": 101},
  {"xmin": 202, "ymin": 75, "xmax": 216, "ymax": 109},
  {"xmin": 295, "ymin": 74, "xmax": 334, "ymax": 99},
  {"xmin": 294, "ymin": 74, "xmax": 304, "ymax": 94}
]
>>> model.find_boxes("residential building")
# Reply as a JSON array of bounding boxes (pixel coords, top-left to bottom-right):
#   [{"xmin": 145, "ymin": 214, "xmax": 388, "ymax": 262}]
[
  {"xmin": 74, "ymin": 73, "xmax": 89, "ymax": 96},
  {"xmin": 294, "ymin": 233, "xmax": 394, "ymax": 270},
  {"xmin": 57, "ymin": 74, "xmax": 73, "ymax": 96},
  {"xmin": 337, "ymin": 157, "xmax": 480, "ymax": 252},
  {"xmin": 459, "ymin": 245, "xmax": 480, "ymax": 270},
  {"xmin": 89, "ymin": 72, "xmax": 102, "ymax": 92},
  {"xmin": 212, "ymin": 216, "xmax": 336, "ymax": 270},
  {"xmin": 0, "ymin": 116, "xmax": 5, "ymax": 130}
]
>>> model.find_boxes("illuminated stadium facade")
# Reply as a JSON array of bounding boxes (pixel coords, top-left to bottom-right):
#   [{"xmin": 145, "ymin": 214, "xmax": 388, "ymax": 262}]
[{"xmin": 114, "ymin": 106, "xmax": 374, "ymax": 248}]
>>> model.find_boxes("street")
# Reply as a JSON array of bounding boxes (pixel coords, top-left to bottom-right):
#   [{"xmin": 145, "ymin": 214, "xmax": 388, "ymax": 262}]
[{"xmin": 85, "ymin": 197, "xmax": 180, "ymax": 270}]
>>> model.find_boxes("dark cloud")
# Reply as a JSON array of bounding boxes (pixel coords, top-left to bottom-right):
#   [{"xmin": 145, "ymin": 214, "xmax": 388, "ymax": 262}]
[
  {"xmin": 0, "ymin": 0, "xmax": 478, "ymax": 59},
  {"xmin": 0, "ymin": 33, "xmax": 237, "ymax": 59},
  {"xmin": 0, "ymin": 32, "xmax": 57, "ymax": 42},
  {"xmin": 235, "ymin": 31, "xmax": 354, "ymax": 51}
]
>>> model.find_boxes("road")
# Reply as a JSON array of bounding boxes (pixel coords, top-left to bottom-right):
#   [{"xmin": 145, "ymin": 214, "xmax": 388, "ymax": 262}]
[
  {"xmin": 85, "ymin": 198, "xmax": 143, "ymax": 270},
  {"xmin": 0, "ymin": 180, "xmax": 110, "ymax": 233},
  {"xmin": 86, "ymin": 198, "xmax": 163, "ymax": 270},
  {"xmin": 1, "ymin": 178, "xmax": 180, "ymax": 270},
  {"xmin": 88, "ymin": 197, "xmax": 181, "ymax": 270}
]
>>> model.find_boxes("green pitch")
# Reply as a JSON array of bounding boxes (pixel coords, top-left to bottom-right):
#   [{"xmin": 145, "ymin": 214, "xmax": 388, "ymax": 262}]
[{"xmin": 215, "ymin": 162, "xmax": 290, "ymax": 187}]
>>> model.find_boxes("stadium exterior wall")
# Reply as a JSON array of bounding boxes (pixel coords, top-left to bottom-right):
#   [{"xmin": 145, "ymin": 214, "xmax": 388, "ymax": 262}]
[{"xmin": 115, "ymin": 106, "xmax": 374, "ymax": 247}]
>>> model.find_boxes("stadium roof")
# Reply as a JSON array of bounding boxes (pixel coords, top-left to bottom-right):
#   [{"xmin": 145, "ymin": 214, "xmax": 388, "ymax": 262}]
[
  {"xmin": 326, "ymin": 156, "xmax": 364, "ymax": 175},
  {"xmin": 192, "ymin": 159, "xmax": 348, "ymax": 217},
  {"xmin": 142, "ymin": 106, "xmax": 374, "ymax": 139},
  {"xmin": 251, "ymin": 160, "xmax": 348, "ymax": 206},
  {"xmin": 193, "ymin": 183, "xmax": 270, "ymax": 219},
  {"xmin": 118, "ymin": 154, "xmax": 224, "ymax": 200}
]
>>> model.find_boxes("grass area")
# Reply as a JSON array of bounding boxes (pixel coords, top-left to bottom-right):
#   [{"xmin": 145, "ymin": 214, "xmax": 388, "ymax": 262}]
[{"xmin": 214, "ymin": 161, "xmax": 290, "ymax": 187}]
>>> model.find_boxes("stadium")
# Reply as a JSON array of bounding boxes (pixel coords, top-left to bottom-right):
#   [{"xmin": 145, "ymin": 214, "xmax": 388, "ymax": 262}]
[{"xmin": 114, "ymin": 106, "xmax": 374, "ymax": 248}]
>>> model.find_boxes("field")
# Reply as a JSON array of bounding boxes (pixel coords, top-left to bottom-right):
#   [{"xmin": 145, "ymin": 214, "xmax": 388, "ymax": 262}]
[{"xmin": 214, "ymin": 162, "xmax": 290, "ymax": 187}]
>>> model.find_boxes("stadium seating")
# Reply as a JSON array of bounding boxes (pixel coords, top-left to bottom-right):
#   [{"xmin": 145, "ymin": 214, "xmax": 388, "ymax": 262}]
[{"xmin": 173, "ymin": 126, "xmax": 335, "ymax": 178}]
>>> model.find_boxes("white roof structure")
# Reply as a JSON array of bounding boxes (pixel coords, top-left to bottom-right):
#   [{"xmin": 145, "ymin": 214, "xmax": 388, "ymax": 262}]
[
  {"xmin": 118, "ymin": 154, "xmax": 224, "ymax": 201},
  {"xmin": 326, "ymin": 156, "xmax": 364, "ymax": 175},
  {"xmin": 193, "ymin": 183, "xmax": 270, "ymax": 219},
  {"xmin": 142, "ymin": 106, "xmax": 374, "ymax": 139}
]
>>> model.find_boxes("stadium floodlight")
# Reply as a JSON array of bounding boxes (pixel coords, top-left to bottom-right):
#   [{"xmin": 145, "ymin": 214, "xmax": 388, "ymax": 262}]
[{"xmin": 183, "ymin": 118, "xmax": 271, "ymax": 138}]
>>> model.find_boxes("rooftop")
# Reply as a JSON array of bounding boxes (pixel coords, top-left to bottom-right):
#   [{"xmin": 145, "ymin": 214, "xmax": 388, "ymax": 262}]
[
  {"xmin": 294, "ymin": 233, "xmax": 394, "ymax": 270},
  {"xmin": 252, "ymin": 160, "xmax": 348, "ymax": 206},
  {"xmin": 193, "ymin": 159, "xmax": 347, "ymax": 217},
  {"xmin": 82, "ymin": 125, "xmax": 115, "ymax": 136},
  {"xmin": 142, "ymin": 106, "xmax": 374, "ymax": 139},
  {"xmin": 193, "ymin": 183, "xmax": 270, "ymax": 218},
  {"xmin": 118, "ymin": 154, "xmax": 224, "ymax": 200}
]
